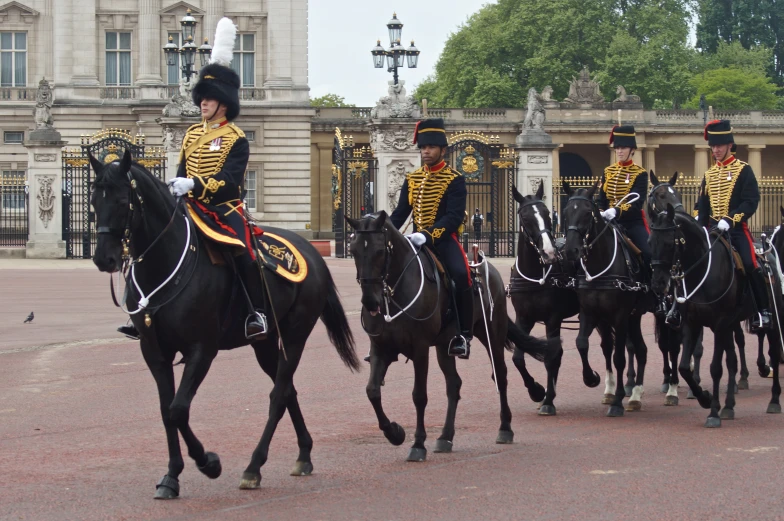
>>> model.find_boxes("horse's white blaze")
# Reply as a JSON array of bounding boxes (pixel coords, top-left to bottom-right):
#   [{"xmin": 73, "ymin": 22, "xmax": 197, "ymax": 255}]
[
  {"xmin": 666, "ymin": 383, "xmax": 678, "ymax": 397},
  {"xmin": 604, "ymin": 371, "xmax": 616, "ymax": 395},
  {"xmin": 668, "ymin": 187, "xmax": 675, "ymax": 194},
  {"xmin": 534, "ymin": 206, "xmax": 556, "ymax": 260},
  {"xmin": 629, "ymin": 385, "xmax": 644, "ymax": 403}
]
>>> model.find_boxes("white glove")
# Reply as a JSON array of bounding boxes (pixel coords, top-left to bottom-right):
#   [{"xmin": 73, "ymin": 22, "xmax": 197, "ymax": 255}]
[
  {"xmin": 717, "ymin": 219, "xmax": 731, "ymax": 232},
  {"xmin": 168, "ymin": 177, "xmax": 194, "ymax": 197},
  {"xmin": 694, "ymin": 214, "xmax": 699, "ymax": 221},
  {"xmin": 601, "ymin": 208, "xmax": 617, "ymax": 221},
  {"xmin": 407, "ymin": 232, "xmax": 427, "ymax": 248}
]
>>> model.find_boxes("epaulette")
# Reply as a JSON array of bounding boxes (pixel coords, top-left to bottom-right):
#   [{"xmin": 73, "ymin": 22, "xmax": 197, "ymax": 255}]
[{"xmin": 228, "ymin": 123, "xmax": 245, "ymax": 138}]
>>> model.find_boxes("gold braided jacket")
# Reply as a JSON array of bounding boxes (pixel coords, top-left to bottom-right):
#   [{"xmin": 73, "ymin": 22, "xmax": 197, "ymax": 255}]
[
  {"xmin": 602, "ymin": 161, "xmax": 646, "ymax": 213},
  {"xmin": 406, "ymin": 162, "xmax": 459, "ymax": 232},
  {"xmin": 704, "ymin": 158, "xmax": 747, "ymax": 223},
  {"xmin": 180, "ymin": 119, "xmax": 245, "ymax": 205}
]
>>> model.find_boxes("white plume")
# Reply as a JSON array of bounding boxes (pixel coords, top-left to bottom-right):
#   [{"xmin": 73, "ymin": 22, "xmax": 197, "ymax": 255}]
[{"xmin": 210, "ymin": 17, "xmax": 237, "ymax": 67}]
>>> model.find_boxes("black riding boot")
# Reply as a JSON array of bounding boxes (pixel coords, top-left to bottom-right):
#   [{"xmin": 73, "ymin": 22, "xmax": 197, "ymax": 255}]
[
  {"xmin": 117, "ymin": 321, "xmax": 140, "ymax": 340},
  {"xmin": 448, "ymin": 287, "xmax": 474, "ymax": 359},
  {"xmin": 750, "ymin": 268, "xmax": 773, "ymax": 332},
  {"xmin": 239, "ymin": 259, "xmax": 269, "ymax": 340}
]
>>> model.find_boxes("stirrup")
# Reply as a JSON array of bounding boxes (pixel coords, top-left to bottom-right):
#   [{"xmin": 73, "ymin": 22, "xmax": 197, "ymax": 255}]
[
  {"xmin": 448, "ymin": 335, "xmax": 471, "ymax": 359},
  {"xmin": 245, "ymin": 311, "xmax": 268, "ymax": 340},
  {"xmin": 117, "ymin": 324, "xmax": 140, "ymax": 340},
  {"xmin": 665, "ymin": 307, "xmax": 682, "ymax": 330},
  {"xmin": 751, "ymin": 311, "xmax": 772, "ymax": 332}
]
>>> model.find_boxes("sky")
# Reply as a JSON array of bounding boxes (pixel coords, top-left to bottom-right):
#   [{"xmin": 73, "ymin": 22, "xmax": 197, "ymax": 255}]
[{"xmin": 308, "ymin": 0, "xmax": 494, "ymax": 107}]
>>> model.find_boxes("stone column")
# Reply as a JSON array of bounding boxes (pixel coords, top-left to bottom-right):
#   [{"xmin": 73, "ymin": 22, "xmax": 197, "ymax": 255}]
[
  {"xmin": 264, "ymin": 0, "xmax": 293, "ymax": 89},
  {"xmin": 748, "ymin": 145, "xmax": 765, "ymax": 177},
  {"xmin": 694, "ymin": 145, "xmax": 710, "ymax": 177},
  {"xmin": 157, "ymin": 117, "xmax": 200, "ymax": 183},
  {"xmin": 370, "ymin": 121, "xmax": 420, "ymax": 216},
  {"xmin": 53, "ymin": 0, "xmax": 73, "ymax": 86},
  {"xmin": 136, "ymin": 0, "xmax": 162, "ymax": 86},
  {"xmin": 515, "ymin": 130, "xmax": 558, "ymax": 212},
  {"xmin": 643, "ymin": 145, "xmax": 658, "ymax": 173},
  {"xmin": 41, "ymin": 0, "xmax": 54, "ymax": 81},
  {"xmin": 70, "ymin": 0, "xmax": 99, "ymax": 86},
  {"xmin": 204, "ymin": 0, "xmax": 225, "ymax": 42},
  {"xmin": 24, "ymin": 133, "xmax": 67, "ymax": 258}
]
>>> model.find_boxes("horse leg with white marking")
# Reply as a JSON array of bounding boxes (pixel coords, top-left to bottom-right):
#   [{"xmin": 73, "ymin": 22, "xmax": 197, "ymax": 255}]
[{"xmin": 625, "ymin": 314, "xmax": 647, "ymax": 412}]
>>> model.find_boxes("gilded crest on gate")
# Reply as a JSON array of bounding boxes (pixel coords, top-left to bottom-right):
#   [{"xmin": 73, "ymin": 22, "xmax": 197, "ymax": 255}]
[{"xmin": 457, "ymin": 144, "xmax": 484, "ymax": 182}]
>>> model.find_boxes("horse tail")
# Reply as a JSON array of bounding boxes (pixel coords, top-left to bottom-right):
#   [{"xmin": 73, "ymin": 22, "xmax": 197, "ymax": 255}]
[
  {"xmin": 321, "ymin": 272, "xmax": 360, "ymax": 372},
  {"xmin": 506, "ymin": 321, "xmax": 558, "ymax": 363}
]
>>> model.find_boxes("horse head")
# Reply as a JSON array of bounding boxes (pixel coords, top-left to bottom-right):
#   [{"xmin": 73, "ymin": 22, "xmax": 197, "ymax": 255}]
[
  {"xmin": 512, "ymin": 181, "xmax": 557, "ymax": 263},
  {"xmin": 773, "ymin": 206, "xmax": 784, "ymax": 263},
  {"xmin": 561, "ymin": 182, "xmax": 600, "ymax": 262},
  {"xmin": 647, "ymin": 170, "xmax": 683, "ymax": 219},
  {"xmin": 648, "ymin": 203, "xmax": 683, "ymax": 296},
  {"xmin": 346, "ymin": 211, "xmax": 396, "ymax": 316}
]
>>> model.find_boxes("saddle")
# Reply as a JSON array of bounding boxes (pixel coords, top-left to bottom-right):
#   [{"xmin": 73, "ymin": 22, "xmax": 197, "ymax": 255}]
[
  {"xmin": 611, "ymin": 222, "xmax": 645, "ymax": 281},
  {"xmin": 714, "ymin": 233, "xmax": 746, "ymax": 275}
]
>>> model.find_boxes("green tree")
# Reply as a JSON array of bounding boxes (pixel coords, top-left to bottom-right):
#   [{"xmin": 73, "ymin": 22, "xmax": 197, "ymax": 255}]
[
  {"xmin": 684, "ymin": 67, "xmax": 779, "ymax": 109},
  {"xmin": 310, "ymin": 94, "xmax": 355, "ymax": 107}
]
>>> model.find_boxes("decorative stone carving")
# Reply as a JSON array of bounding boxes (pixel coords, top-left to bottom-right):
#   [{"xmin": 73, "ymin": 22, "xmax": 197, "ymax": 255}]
[
  {"xmin": 33, "ymin": 78, "xmax": 54, "ymax": 130},
  {"xmin": 388, "ymin": 160, "xmax": 413, "ymax": 211},
  {"xmin": 528, "ymin": 177, "xmax": 545, "ymax": 195},
  {"xmin": 564, "ymin": 66, "xmax": 604, "ymax": 104},
  {"xmin": 541, "ymin": 86, "xmax": 554, "ymax": 101},
  {"xmin": 370, "ymin": 80, "xmax": 421, "ymax": 119},
  {"xmin": 613, "ymin": 85, "xmax": 641, "ymax": 103},
  {"xmin": 523, "ymin": 88, "xmax": 546, "ymax": 131},
  {"xmin": 162, "ymin": 78, "xmax": 200, "ymax": 118},
  {"xmin": 162, "ymin": 126, "xmax": 187, "ymax": 153},
  {"xmin": 372, "ymin": 129, "xmax": 415, "ymax": 152},
  {"xmin": 527, "ymin": 155, "xmax": 549, "ymax": 164},
  {"xmin": 34, "ymin": 153, "xmax": 56, "ymax": 162},
  {"xmin": 37, "ymin": 175, "xmax": 56, "ymax": 229}
]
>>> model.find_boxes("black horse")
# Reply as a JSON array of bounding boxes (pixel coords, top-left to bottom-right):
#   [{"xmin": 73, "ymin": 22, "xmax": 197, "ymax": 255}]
[
  {"xmin": 346, "ymin": 212, "xmax": 556, "ymax": 461},
  {"xmin": 90, "ymin": 150, "xmax": 360, "ymax": 498},
  {"xmin": 561, "ymin": 183, "xmax": 650, "ymax": 416},
  {"xmin": 649, "ymin": 204, "xmax": 782, "ymax": 427},
  {"xmin": 509, "ymin": 182, "xmax": 617, "ymax": 415}
]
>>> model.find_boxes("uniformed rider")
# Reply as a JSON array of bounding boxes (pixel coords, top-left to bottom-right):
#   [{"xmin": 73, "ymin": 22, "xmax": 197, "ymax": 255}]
[
  {"xmin": 597, "ymin": 125, "xmax": 652, "ymax": 269},
  {"xmin": 389, "ymin": 118, "xmax": 473, "ymax": 359},
  {"xmin": 697, "ymin": 119, "xmax": 772, "ymax": 331}
]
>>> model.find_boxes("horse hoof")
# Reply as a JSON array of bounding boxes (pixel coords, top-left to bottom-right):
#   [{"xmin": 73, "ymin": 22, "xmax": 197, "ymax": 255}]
[
  {"xmin": 239, "ymin": 471, "xmax": 261, "ymax": 490},
  {"xmin": 720, "ymin": 408, "xmax": 735, "ymax": 420},
  {"xmin": 705, "ymin": 416, "xmax": 722, "ymax": 428},
  {"xmin": 601, "ymin": 393, "xmax": 614, "ymax": 405},
  {"xmin": 197, "ymin": 452, "xmax": 222, "ymax": 480},
  {"xmin": 738, "ymin": 378, "xmax": 749, "ymax": 390},
  {"xmin": 290, "ymin": 461, "xmax": 313, "ymax": 476},
  {"xmin": 434, "ymin": 439, "xmax": 453, "ymax": 453},
  {"xmin": 606, "ymin": 405, "xmax": 625, "ymax": 417},
  {"xmin": 625, "ymin": 400, "xmax": 642, "ymax": 412},
  {"xmin": 767, "ymin": 403, "xmax": 782, "ymax": 414},
  {"xmin": 538, "ymin": 404, "xmax": 557, "ymax": 416},
  {"xmin": 528, "ymin": 383, "xmax": 546, "ymax": 403},
  {"xmin": 407, "ymin": 446, "xmax": 427, "ymax": 462},
  {"xmin": 624, "ymin": 385, "xmax": 634, "ymax": 397},
  {"xmin": 584, "ymin": 371, "xmax": 601, "ymax": 388},
  {"xmin": 697, "ymin": 391, "xmax": 713, "ymax": 410},
  {"xmin": 664, "ymin": 395, "xmax": 679, "ymax": 406},
  {"xmin": 496, "ymin": 430, "xmax": 514, "ymax": 444},
  {"xmin": 660, "ymin": 383, "xmax": 669, "ymax": 394},
  {"xmin": 384, "ymin": 422, "xmax": 406, "ymax": 446},
  {"xmin": 759, "ymin": 365, "xmax": 772, "ymax": 378},
  {"xmin": 154, "ymin": 475, "xmax": 179, "ymax": 499}
]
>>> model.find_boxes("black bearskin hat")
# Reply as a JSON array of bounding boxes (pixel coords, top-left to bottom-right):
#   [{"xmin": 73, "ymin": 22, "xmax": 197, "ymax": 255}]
[
  {"xmin": 413, "ymin": 118, "xmax": 448, "ymax": 147},
  {"xmin": 704, "ymin": 119, "xmax": 734, "ymax": 146},
  {"xmin": 191, "ymin": 18, "xmax": 241, "ymax": 121},
  {"xmin": 609, "ymin": 125, "xmax": 637, "ymax": 149}
]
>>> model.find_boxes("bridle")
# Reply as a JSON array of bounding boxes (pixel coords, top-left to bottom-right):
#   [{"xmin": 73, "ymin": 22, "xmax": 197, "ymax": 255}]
[
  {"xmin": 647, "ymin": 182, "xmax": 684, "ymax": 217},
  {"xmin": 516, "ymin": 199, "xmax": 557, "ymax": 284}
]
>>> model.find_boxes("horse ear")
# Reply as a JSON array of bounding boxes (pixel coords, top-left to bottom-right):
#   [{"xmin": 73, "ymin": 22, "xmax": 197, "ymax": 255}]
[
  {"xmin": 535, "ymin": 180, "xmax": 544, "ymax": 200},
  {"xmin": 374, "ymin": 211, "xmax": 388, "ymax": 230},
  {"xmin": 562, "ymin": 180, "xmax": 571, "ymax": 196},
  {"xmin": 669, "ymin": 171, "xmax": 679, "ymax": 186},
  {"xmin": 88, "ymin": 152, "xmax": 103, "ymax": 177},
  {"xmin": 345, "ymin": 216, "xmax": 360, "ymax": 230},
  {"xmin": 586, "ymin": 179, "xmax": 599, "ymax": 199},
  {"xmin": 511, "ymin": 184, "xmax": 524, "ymax": 204},
  {"xmin": 666, "ymin": 203, "xmax": 675, "ymax": 221},
  {"xmin": 120, "ymin": 148, "xmax": 132, "ymax": 173},
  {"xmin": 649, "ymin": 170, "xmax": 659, "ymax": 186},
  {"xmin": 780, "ymin": 206, "xmax": 784, "ymax": 220}
]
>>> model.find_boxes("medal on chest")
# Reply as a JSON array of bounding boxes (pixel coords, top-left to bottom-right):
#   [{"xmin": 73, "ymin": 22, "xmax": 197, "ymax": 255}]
[{"xmin": 209, "ymin": 137, "xmax": 222, "ymax": 151}]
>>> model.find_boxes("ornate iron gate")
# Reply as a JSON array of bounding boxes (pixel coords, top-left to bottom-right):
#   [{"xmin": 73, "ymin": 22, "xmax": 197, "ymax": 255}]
[
  {"xmin": 332, "ymin": 128, "xmax": 378, "ymax": 257},
  {"xmin": 61, "ymin": 129, "xmax": 166, "ymax": 258},
  {"xmin": 0, "ymin": 171, "xmax": 28, "ymax": 247},
  {"xmin": 447, "ymin": 132, "xmax": 516, "ymax": 257}
]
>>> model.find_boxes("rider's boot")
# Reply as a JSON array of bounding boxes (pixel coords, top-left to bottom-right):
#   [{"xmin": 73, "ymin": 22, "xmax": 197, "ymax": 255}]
[
  {"xmin": 117, "ymin": 321, "xmax": 140, "ymax": 340},
  {"xmin": 448, "ymin": 287, "xmax": 474, "ymax": 359},
  {"xmin": 665, "ymin": 300, "xmax": 683, "ymax": 330},
  {"xmin": 240, "ymin": 258, "xmax": 269, "ymax": 340},
  {"xmin": 749, "ymin": 268, "xmax": 773, "ymax": 332}
]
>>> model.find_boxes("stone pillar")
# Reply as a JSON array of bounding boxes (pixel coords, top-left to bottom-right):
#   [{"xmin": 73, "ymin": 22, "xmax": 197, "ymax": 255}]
[
  {"xmin": 136, "ymin": 0, "xmax": 162, "ymax": 86},
  {"xmin": 748, "ymin": 145, "xmax": 765, "ymax": 177},
  {"xmin": 643, "ymin": 145, "xmax": 658, "ymax": 173},
  {"xmin": 41, "ymin": 0, "xmax": 54, "ymax": 81},
  {"xmin": 264, "ymin": 0, "xmax": 293, "ymax": 89},
  {"xmin": 694, "ymin": 145, "xmax": 710, "ymax": 177},
  {"xmin": 157, "ymin": 118, "xmax": 200, "ymax": 183},
  {"xmin": 24, "ymin": 133, "xmax": 67, "ymax": 258},
  {"xmin": 53, "ymin": 0, "xmax": 72, "ymax": 86},
  {"xmin": 515, "ymin": 130, "xmax": 558, "ymax": 210},
  {"xmin": 370, "ymin": 121, "xmax": 420, "ymax": 215},
  {"xmin": 204, "ymin": 0, "xmax": 225, "ymax": 42},
  {"xmin": 70, "ymin": 0, "xmax": 99, "ymax": 86}
]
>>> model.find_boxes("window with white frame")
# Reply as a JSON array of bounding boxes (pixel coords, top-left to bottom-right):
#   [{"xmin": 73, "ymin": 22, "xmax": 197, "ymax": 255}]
[
  {"xmin": 167, "ymin": 32, "xmax": 181, "ymax": 85},
  {"xmin": 230, "ymin": 33, "xmax": 255, "ymax": 87},
  {"xmin": 244, "ymin": 170, "xmax": 257, "ymax": 211},
  {"xmin": 1, "ymin": 171, "xmax": 26, "ymax": 210},
  {"xmin": 105, "ymin": 32, "xmax": 132, "ymax": 86},
  {"xmin": 0, "ymin": 32, "xmax": 27, "ymax": 87},
  {"xmin": 4, "ymin": 131, "xmax": 23, "ymax": 144}
]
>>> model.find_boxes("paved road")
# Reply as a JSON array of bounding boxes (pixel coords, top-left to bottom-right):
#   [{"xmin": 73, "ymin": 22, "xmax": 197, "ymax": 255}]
[{"xmin": 1, "ymin": 258, "xmax": 782, "ymax": 521}]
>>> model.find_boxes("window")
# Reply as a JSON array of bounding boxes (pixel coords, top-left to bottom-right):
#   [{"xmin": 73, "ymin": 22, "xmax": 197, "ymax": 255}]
[
  {"xmin": 1, "ymin": 32, "xmax": 26, "ymax": 87},
  {"xmin": 1, "ymin": 171, "xmax": 26, "ymax": 211},
  {"xmin": 230, "ymin": 33, "xmax": 255, "ymax": 87},
  {"xmin": 4, "ymin": 131, "xmax": 23, "ymax": 144},
  {"xmin": 245, "ymin": 130, "xmax": 255, "ymax": 142},
  {"xmin": 106, "ymin": 32, "xmax": 132, "ymax": 86},
  {"xmin": 245, "ymin": 170, "xmax": 257, "ymax": 211},
  {"xmin": 167, "ymin": 32, "xmax": 181, "ymax": 85}
]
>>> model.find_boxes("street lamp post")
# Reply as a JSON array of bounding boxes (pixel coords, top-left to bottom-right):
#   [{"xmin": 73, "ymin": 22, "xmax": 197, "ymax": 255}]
[
  {"xmin": 370, "ymin": 13, "xmax": 419, "ymax": 85},
  {"xmin": 163, "ymin": 9, "xmax": 212, "ymax": 83}
]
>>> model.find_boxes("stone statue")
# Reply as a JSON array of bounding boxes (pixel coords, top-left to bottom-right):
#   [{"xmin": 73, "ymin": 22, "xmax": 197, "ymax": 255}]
[
  {"xmin": 370, "ymin": 80, "xmax": 421, "ymax": 119},
  {"xmin": 523, "ymin": 88, "xmax": 546, "ymax": 131},
  {"xmin": 387, "ymin": 160, "xmax": 410, "ymax": 210},
  {"xmin": 32, "ymin": 78, "xmax": 54, "ymax": 130},
  {"xmin": 613, "ymin": 85, "xmax": 641, "ymax": 103},
  {"xmin": 540, "ymin": 85, "xmax": 554, "ymax": 102},
  {"xmin": 162, "ymin": 77, "xmax": 201, "ymax": 118},
  {"xmin": 563, "ymin": 66, "xmax": 604, "ymax": 104}
]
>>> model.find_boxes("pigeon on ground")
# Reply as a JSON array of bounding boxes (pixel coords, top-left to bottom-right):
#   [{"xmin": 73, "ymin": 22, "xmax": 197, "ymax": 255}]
[{"xmin": 23, "ymin": 311, "xmax": 34, "ymax": 324}]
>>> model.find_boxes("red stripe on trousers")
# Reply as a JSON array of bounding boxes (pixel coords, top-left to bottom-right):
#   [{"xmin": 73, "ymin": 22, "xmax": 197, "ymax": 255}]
[
  {"xmin": 741, "ymin": 222, "xmax": 758, "ymax": 269},
  {"xmin": 452, "ymin": 232, "xmax": 473, "ymax": 287}
]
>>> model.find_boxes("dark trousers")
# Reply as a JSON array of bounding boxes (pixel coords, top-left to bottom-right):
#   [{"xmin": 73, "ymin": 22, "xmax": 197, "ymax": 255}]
[
  {"xmin": 436, "ymin": 233, "xmax": 472, "ymax": 290},
  {"xmin": 473, "ymin": 226, "xmax": 481, "ymax": 241},
  {"xmin": 729, "ymin": 223, "xmax": 758, "ymax": 272},
  {"xmin": 622, "ymin": 219, "xmax": 651, "ymax": 266}
]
